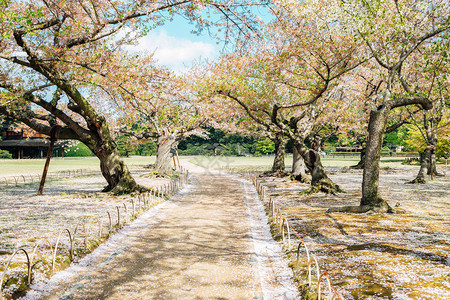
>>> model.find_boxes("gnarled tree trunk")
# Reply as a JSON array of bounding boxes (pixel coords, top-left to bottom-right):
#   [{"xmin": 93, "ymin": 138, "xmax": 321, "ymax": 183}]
[
  {"xmin": 351, "ymin": 144, "xmax": 366, "ymax": 169},
  {"xmin": 309, "ymin": 134, "xmax": 322, "ymax": 152},
  {"xmin": 304, "ymin": 148, "xmax": 341, "ymax": 194},
  {"xmin": 428, "ymin": 150, "xmax": 436, "ymax": 176},
  {"xmin": 155, "ymin": 135, "xmax": 177, "ymax": 176},
  {"xmin": 427, "ymin": 143, "xmax": 440, "ymax": 177},
  {"xmin": 271, "ymin": 134, "xmax": 287, "ymax": 174},
  {"xmin": 360, "ymin": 105, "xmax": 394, "ymax": 212},
  {"xmin": 81, "ymin": 123, "xmax": 140, "ymax": 194},
  {"xmin": 407, "ymin": 149, "xmax": 430, "ymax": 184},
  {"xmin": 291, "ymin": 143, "xmax": 309, "ymax": 183},
  {"xmin": 95, "ymin": 147, "xmax": 138, "ymax": 194},
  {"xmin": 292, "ymin": 141, "xmax": 341, "ymax": 194},
  {"xmin": 408, "ymin": 115, "xmax": 441, "ymax": 182}
]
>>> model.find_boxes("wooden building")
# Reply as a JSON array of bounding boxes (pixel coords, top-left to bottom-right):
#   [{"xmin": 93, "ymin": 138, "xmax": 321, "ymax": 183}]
[
  {"xmin": 0, "ymin": 125, "xmax": 54, "ymax": 159},
  {"xmin": 335, "ymin": 146, "xmax": 363, "ymax": 152}
]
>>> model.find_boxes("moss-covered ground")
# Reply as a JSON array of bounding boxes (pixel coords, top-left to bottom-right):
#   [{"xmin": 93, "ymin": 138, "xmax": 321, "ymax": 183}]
[{"xmin": 249, "ymin": 165, "xmax": 449, "ymax": 299}]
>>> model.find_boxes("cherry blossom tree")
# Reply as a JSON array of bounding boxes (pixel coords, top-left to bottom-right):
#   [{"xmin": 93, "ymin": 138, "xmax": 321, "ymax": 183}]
[
  {"xmin": 339, "ymin": 67, "xmax": 417, "ymax": 170},
  {"xmin": 113, "ymin": 60, "xmax": 208, "ymax": 176},
  {"xmin": 404, "ymin": 42, "xmax": 450, "ymax": 183},
  {"xmin": 0, "ymin": 0, "xmax": 266, "ymax": 193},
  {"xmin": 261, "ymin": 0, "xmax": 366, "ymax": 192},
  {"xmin": 196, "ymin": 51, "xmax": 293, "ymax": 174},
  {"xmin": 200, "ymin": 3, "xmax": 363, "ymax": 193},
  {"xmin": 331, "ymin": 0, "xmax": 450, "ymax": 213}
]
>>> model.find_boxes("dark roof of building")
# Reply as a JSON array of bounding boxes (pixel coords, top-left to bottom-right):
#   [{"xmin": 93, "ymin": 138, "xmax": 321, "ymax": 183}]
[{"xmin": 0, "ymin": 139, "xmax": 60, "ymax": 147}]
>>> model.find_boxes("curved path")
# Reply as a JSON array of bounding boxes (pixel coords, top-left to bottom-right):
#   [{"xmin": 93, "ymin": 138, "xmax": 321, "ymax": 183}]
[{"xmin": 25, "ymin": 164, "xmax": 299, "ymax": 300}]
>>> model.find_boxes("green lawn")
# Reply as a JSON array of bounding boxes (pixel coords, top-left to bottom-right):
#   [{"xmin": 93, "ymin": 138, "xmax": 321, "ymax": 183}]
[
  {"xmin": 188, "ymin": 155, "xmax": 412, "ymax": 171},
  {"xmin": 0, "ymin": 154, "xmax": 417, "ymax": 176},
  {"xmin": 0, "ymin": 156, "xmax": 155, "ymax": 176}
]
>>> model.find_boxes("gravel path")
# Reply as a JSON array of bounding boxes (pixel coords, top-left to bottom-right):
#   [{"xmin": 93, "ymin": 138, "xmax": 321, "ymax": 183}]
[{"xmin": 23, "ymin": 163, "xmax": 298, "ymax": 300}]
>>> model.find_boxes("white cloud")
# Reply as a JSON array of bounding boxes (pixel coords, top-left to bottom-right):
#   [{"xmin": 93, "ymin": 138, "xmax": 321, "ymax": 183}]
[{"xmin": 126, "ymin": 30, "xmax": 216, "ymax": 72}]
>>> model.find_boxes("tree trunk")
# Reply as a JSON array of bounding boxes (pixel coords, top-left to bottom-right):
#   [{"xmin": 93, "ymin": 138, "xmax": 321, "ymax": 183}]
[
  {"xmin": 408, "ymin": 120, "xmax": 440, "ymax": 183},
  {"xmin": 271, "ymin": 135, "xmax": 287, "ymax": 174},
  {"xmin": 427, "ymin": 144, "xmax": 439, "ymax": 176},
  {"xmin": 155, "ymin": 135, "xmax": 177, "ymax": 176},
  {"xmin": 292, "ymin": 141, "xmax": 341, "ymax": 194},
  {"xmin": 291, "ymin": 143, "xmax": 310, "ymax": 183},
  {"xmin": 428, "ymin": 150, "xmax": 436, "ymax": 176},
  {"xmin": 351, "ymin": 144, "xmax": 366, "ymax": 169},
  {"xmin": 328, "ymin": 96, "xmax": 432, "ymax": 213},
  {"xmin": 96, "ymin": 147, "xmax": 138, "ymax": 194},
  {"xmin": 311, "ymin": 134, "xmax": 322, "ymax": 152},
  {"xmin": 304, "ymin": 148, "xmax": 342, "ymax": 194},
  {"xmin": 76, "ymin": 121, "xmax": 142, "ymax": 194},
  {"xmin": 408, "ymin": 149, "xmax": 429, "ymax": 184},
  {"xmin": 360, "ymin": 105, "xmax": 394, "ymax": 213}
]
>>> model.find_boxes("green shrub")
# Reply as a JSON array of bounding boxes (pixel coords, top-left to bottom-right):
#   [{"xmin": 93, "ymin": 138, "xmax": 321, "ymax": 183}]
[
  {"xmin": 255, "ymin": 137, "xmax": 275, "ymax": 155},
  {"xmin": 0, "ymin": 149, "xmax": 12, "ymax": 159},
  {"xmin": 323, "ymin": 142, "xmax": 336, "ymax": 153},
  {"xmin": 178, "ymin": 145, "xmax": 210, "ymax": 156},
  {"xmin": 381, "ymin": 146, "xmax": 390, "ymax": 154},
  {"xmin": 64, "ymin": 142, "xmax": 93, "ymax": 157},
  {"xmin": 117, "ymin": 136, "xmax": 156, "ymax": 157}
]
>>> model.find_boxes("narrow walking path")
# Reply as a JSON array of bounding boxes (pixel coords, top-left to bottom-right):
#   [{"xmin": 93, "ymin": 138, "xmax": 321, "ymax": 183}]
[{"xmin": 25, "ymin": 164, "xmax": 298, "ymax": 299}]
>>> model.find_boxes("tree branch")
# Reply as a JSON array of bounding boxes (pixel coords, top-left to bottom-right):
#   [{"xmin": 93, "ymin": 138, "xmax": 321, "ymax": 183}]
[
  {"xmin": 216, "ymin": 90, "xmax": 270, "ymax": 129},
  {"xmin": 393, "ymin": 24, "xmax": 450, "ymax": 70},
  {"xmin": 0, "ymin": 55, "xmax": 32, "ymax": 68},
  {"xmin": 0, "ymin": 105, "xmax": 79, "ymax": 140},
  {"xmin": 25, "ymin": 94, "xmax": 93, "ymax": 140},
  {"xmin": 276, "ymin": 81, "xmax": 329, "ymax": 109},
  {"xmin": 120, "ymin": 127, "xmax": 159, "ymax": 140},
  {"xmin": 388, "ymin": 96, "xmax": 432, "ymax": 110}
]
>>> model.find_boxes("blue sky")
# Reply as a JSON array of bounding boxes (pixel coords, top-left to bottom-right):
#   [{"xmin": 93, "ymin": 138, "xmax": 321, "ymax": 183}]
[
  {"xmin": 126, "ymin": 6, "xmax": 273, "ymax": 73},
  {"xmin": 127, "ymin": 15, "xmax": 220, "ymax": 72}
]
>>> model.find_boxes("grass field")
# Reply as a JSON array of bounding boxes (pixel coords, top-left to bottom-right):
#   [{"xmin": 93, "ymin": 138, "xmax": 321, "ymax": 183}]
[
  {"xmin": 188, "ymin": 155, "xmax": 415, "ymax": 171},
  {"xmin": 0, "ymin": 154, "xmax": 432, "ymax": 176},
  {"xmin": 0, "ymin": 156, "xmax": 156, "ymax": 176}
]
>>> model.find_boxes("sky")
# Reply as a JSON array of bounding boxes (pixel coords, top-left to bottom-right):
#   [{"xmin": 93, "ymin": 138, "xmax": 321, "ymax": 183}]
[
  {"xmin": 125, "ymin": 6, "xmax": 273, "ymax": 73},
  {"xmin": 126, "ymin": 15, "xmax": 221, "ymax": 73}
]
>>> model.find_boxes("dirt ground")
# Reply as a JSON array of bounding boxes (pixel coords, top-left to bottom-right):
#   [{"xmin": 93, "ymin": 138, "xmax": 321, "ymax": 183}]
[
  {"xmin": 1, "ymin": 159, "xmax": 448, "ymax": 299},
  {"xmin": 257, "ymin": 166, "xmax": 449, "ymax": 299},
  {"xmin": 3, "ymin": 163, "xmax": 298, "ymax": 299}
]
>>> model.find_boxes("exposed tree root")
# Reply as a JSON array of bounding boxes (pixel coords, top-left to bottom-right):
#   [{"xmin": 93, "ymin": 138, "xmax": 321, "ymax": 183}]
[
  {"xmin": 305, "ymin": 178, "xmax": 343, "ymax": 195},
  {"xmin": 406, "ymin": 177, "xmax": 426, "ymax": 184},
  {"xmin": 327, "ymin": 201, "xmax": 395, "ymax": 214},
  {"xmin": 291, "ymin": 173, "xmax": 311, "ymax": 184},
  {"xmin": 350, "ymin": 161, "xmax": 364, "ymax": 169},
  {"xmin": 103, "ymin": 182, "xmax": 150, "ymax": 195},
  {"xmin": 262, "ymin": 170, "xmax": 290, "ymax": 178}
]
